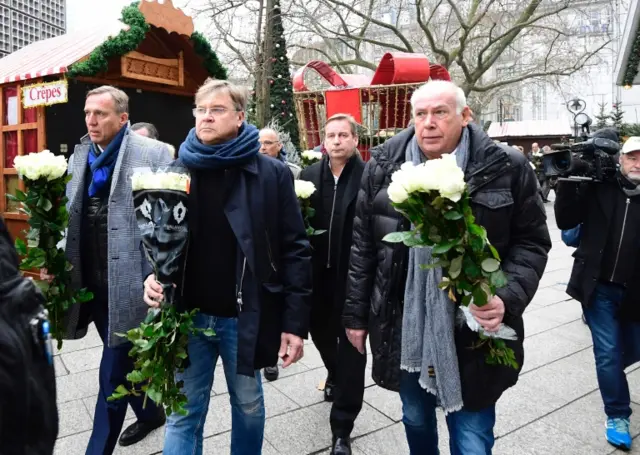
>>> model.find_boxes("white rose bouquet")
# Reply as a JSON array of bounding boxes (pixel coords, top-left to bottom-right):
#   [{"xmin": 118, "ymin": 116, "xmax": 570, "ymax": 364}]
[
  {"xmin": 383, "ymin": 154, "xmax": 518, "ymax": 369},
  {"xmin": 300, "ymin": 150, "xmax": 323, "ymax": 168},
  {"xmin": 110, "ymin": 167, "xmax": 213, "ymax": 416},
  {"xmin": 294, "ymin": 180, "xmax": 326, "ymax": 236},
  {"xmin": 9, "ymin": 150, "xmax": 94, "ymax": 349}
]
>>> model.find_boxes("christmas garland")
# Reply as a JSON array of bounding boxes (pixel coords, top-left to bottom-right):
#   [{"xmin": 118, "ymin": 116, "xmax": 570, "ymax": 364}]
[
  {"xmin": 623, "ymin": 24, "xmax": 640, "ymax": 86},
  {"xmin": 67, "ymin": 4, "xmax": 227, "ymax": 80},
  {"xmin": 190, "ymin": 31, "xmax": 227, "ymax": 80},
  {"xmin": 67, "ymin": 4, "xmax": 149, "ymax": 78}
]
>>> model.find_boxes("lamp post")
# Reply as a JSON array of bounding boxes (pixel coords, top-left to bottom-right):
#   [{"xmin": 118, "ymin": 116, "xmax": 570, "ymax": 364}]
[{"xmin": 566, "ymin": 98, "xmax": 591, "ymax": 140}]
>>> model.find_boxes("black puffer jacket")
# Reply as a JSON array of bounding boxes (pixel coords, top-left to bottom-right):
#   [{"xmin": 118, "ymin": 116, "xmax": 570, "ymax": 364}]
[
  {"xmin": 343, "ymin": 124, "xmax": 551, "ymax": 409},
  {"xmin": 0, "ymin": 217, "xmax": 58, "ymax": 454}
]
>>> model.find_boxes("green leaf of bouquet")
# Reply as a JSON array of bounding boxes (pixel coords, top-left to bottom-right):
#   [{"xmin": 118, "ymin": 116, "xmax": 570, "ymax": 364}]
[
  {"xmin": 432, "ymin": 240, "xmax": 458, "ymax": 254},
  {"xmin": 37, "ymin": 197, "xmax": 53, "ymax": 212},
  {"xmin": 449, "ymin": 256, "xmax": 463, "ymax": 279},
  {"xmin": 490, "ymin": 270, "xmax": 508, "ymax": 288},
  {"xmin": 463, "ymin": 258, "xmax": 481, "ymax": 279},
  {"xmin": 488, "ymin": 244, "xmax": 500, "ymax": 260},
  {"xmin": 14, "ymin": 238, "xmax": 26, "ymax": 255},
  {"xmin": 469, "ymin": 224, "xmax": 487, "ymax": 239},
  {"xmin": 146, "ymin": 387, "xmax": 163, "ymax": 404},
  {"xmin": 202, "ymin": 328, "xmax": 216, "ymax": 337},
  {"xmin": 481, "ymin": 258, "xmax": 500, "ymax": 273},
  {"xmin": 443, "ymin": 210, "xmax": 463, "ymax": 220},
  {"xmin": 462, "ymin": 294, "xmax": 473, "ymax": 306},
  {"xmin": 126, "ymin": 370, "xmax": 145, "ymax": 384},
  {"xmin": 115, "ymin": 384, "xmax": 130, "ymax": 396},
  {"xmin": 420, "ymin": 260, "xmax": 450, "ymax": 270},
  {"xmin": 382, "ymin": 231, "xmax": 411, "ymax": 243},
  {"xmin": 472, "ymin": 282, "xmax": 490, "ymax": 306}
]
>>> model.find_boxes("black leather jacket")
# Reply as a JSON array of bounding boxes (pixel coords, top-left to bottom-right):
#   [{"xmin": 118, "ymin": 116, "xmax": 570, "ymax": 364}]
[{"xmin": 343, "ymin": 124, "xmax": 551, "ymax": 409}]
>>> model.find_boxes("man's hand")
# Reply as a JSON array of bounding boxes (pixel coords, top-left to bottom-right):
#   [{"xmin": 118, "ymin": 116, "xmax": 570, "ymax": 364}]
[
  {"xmin": 279, "ymin": 333, "xmax": 304, "ymax": 368},
  {"xmin": 346, "ymin": 329, "xmax": 367, "ymax": 354},
  {"xmin": 143, "ymin": 274, "xmax": 164, "ymax": 308},
  {"xmin": 39, "ymin": 268, "xmax": 53, "ymax": 283},
  {"xmin": 470, "ymin": 295, "xmax": 506, "ymax": 332}
]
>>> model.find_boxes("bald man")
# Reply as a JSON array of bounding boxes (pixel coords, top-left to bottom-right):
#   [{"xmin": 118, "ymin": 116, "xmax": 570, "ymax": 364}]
[{"xmin": 259, "ymin": 128, "xmax": 301, "ymax": 179}]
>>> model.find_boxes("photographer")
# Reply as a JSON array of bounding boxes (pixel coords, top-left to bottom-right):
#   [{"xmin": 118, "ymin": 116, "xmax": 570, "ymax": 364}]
[{"xmin": 555, "ymin": 134, "xmax": 640, "ymax": 451}]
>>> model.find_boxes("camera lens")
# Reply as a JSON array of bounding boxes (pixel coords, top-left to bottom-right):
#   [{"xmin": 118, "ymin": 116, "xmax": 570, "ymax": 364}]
[{"xmin": 553, "ymin": 155, "xmax": 571, "ymax": 171}]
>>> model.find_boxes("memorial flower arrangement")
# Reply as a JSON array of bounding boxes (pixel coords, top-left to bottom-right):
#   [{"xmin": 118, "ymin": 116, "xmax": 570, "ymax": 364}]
[
  {"xmin": 300, "ymin": 150, "xmax": 323, "ymax": 168},
  {"xmin": 109, "ymin": 168, "xmax": 213, "ymax": 416},
  {"xmin": 294, "ymin": 180, "xmax": 326, "ymax": 236},
  {"xmin": 9, "ymin": 150, "xmax": 94, "ymax": 349},
  {"xmin": 383, "ymin": 154, "xmax": 518, "ymax": 369}
]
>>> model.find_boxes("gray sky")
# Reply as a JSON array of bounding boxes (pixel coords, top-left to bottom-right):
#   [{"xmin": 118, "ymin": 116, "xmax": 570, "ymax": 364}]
[{"xmin": 66, "ymin": 0, "xmax": 191, "ymax": 32}]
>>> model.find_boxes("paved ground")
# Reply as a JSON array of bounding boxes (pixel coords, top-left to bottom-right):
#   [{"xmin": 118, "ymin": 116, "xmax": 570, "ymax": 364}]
[{"xmin": 53, "ymin": 202, "xmax": 640, "ymax": 454}]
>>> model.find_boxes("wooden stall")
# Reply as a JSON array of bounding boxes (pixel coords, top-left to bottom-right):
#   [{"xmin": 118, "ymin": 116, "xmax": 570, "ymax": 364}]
[{"xmin": 0, "ymin": 0, "xmax": 224, "ymax": 241}]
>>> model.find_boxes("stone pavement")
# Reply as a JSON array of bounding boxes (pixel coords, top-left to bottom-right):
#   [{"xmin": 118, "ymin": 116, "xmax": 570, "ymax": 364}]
[{"xmin": 53, "ymin": 203, "xmax": 640, "ymax": 454}]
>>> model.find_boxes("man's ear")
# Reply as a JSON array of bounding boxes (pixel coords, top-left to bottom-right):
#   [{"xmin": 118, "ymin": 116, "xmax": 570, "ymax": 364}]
[{"xmin": 461, "ymin": 107, "xmax": 472, "ymax": 127}]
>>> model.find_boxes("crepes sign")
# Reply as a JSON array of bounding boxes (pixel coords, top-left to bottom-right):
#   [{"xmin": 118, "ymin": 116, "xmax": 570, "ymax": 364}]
[{"xmin": 22, "ymin": 80, "xmax": 68, "ymax": 108}]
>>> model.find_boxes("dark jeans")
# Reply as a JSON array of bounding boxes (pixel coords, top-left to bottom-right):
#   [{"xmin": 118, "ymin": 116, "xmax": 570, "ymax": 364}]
[
  {"xmin": 309, "ymin": 298, "xmax": 338, "ymax": 380},
  {"xmin": 330, "ymin": 328, "xmax": 367, "ymax": 437},
  {"xmin": 400, "ymin": 372, "xmax": 496, "ymax": 455},
  {"xmin": 86, "ymin": 300, "xmax": 162, "ymax": 455},
  {"xmin": 584, "ymin": 282, "xmax": 640, "ymax": 419}
]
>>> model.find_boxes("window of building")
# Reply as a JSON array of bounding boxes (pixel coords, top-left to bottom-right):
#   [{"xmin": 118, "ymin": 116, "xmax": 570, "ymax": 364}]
[{"xmin": 0, "ymin": 84, "xmax": 41, "ymax": 214}]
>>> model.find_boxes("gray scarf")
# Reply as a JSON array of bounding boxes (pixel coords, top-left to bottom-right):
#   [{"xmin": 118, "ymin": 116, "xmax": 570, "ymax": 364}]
[{"xmin": 400, "ymin": 127, "xmax": 471, "ymax": 414}]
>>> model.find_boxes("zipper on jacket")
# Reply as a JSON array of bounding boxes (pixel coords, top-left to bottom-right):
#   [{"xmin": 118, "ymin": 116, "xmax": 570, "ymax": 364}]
[
  {"xmin": 236, "ymin": 257, "xmax": 247, "ymax": 313},
  {"xmin": 326, "ymin": 179, "xmax": 338, "ymax": 269},
  {"xmin": 265, "ymin": 229, "xmax": 277, "ymax": 272},
  {"xmin": 610, "ymin": 198, "xmax": 631, "ymax": 281}
]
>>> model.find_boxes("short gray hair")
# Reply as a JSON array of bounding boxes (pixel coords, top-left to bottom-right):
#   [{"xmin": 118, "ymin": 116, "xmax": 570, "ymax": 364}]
[
  {"xmin": 324, "ymin": 113, "xmax": 359, "ymax": 137},
  {"xmin": 259, "ymin": 127, "xmax": 280, "ymax": 141},
  {"xmin": 195, "ymin": 78, "xmax": 248, "ymax": 112},
  {"xmin": 86, "ymin": 85, "xmax": 129, "ymax": 114},
  {"xmin": 131, "ymin": 122, "xmax": 159, "ymax": 139},
  {"xmin": 410, "ymin": 80, "xmax": 467, "ymax": 115}
]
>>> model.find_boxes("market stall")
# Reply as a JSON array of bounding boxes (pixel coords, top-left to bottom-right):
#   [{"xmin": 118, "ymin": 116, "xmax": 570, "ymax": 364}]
[{"xmin": 0, "ymin": 0, "xmax": 226, "ymax": 240}]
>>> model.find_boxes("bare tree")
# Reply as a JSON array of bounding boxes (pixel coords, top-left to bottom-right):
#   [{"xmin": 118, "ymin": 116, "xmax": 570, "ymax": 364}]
[{"xmin": 285, "ymin": 0, "xmax": 615, "ymax": 97}]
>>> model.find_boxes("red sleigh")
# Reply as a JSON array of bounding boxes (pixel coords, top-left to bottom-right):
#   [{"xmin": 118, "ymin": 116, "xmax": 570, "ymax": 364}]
[{"xmin": 292, "ymin": 52, "xmax": 451, "ymax": 161}]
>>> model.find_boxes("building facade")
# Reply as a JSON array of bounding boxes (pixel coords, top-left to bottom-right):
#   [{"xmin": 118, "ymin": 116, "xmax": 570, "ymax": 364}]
[{"xmin": 0, "ymin": 0, "xmax": 66, "ymax": 58}]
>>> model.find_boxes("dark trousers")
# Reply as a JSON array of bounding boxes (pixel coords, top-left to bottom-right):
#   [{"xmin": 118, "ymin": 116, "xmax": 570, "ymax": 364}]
[
  {"xmin": 309, "ymin": 299, "xmax": 338, "ymax": 380},
  {"xmin": 86, "ymin": 300, "xmax": 162, "ymax": 455},
  {"xmin": 330, "ymin": 328, "xmax": 367, "ymax": 437}
]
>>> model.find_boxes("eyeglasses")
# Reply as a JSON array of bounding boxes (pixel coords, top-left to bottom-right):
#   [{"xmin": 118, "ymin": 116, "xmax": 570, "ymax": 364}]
[{"xmin": 192, "ymin": 107, "xmax": 239, "ymax": 118}]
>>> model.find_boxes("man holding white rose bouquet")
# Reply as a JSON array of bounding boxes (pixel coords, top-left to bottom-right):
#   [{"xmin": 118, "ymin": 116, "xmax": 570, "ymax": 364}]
[{"xmin": 343, "ymin": 80, "xmax": 551, "ymax": 454}]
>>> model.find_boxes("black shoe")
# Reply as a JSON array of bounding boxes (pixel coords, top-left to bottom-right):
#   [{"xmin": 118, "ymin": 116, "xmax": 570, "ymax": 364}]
[
  {"xmin": 118, "ymin": 414, "xmax": 166, "ymax": 447},
  {"xmin": 264, "ymin": 365, "xmax": 279, "ymax": 381},
  {"xmin": 330, "ymin": 436, "xmax": 351, "ymax": 455},
  {"xmin": 324, "ymin": 380, "xmax": 335, "ymax": 402}
]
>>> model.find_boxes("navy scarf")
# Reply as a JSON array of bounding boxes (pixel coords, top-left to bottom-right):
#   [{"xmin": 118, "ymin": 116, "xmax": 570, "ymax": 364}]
[
  {"xmin": 178, "ymin": 122, "xmax": 260, "ymax": 170},
  {"xmin": 87, "ymin": 124, "xmax": 127, "ymax": 197}
]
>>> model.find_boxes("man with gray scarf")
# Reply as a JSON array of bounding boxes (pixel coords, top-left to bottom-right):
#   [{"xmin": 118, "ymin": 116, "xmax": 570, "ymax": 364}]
[
  {"xmin": 556, "ymin": 134, "xmax": 640, "ymax": 451},
  {"xmin": 343, "ymin": 80, "xmax": 551, "ymax": 454}
]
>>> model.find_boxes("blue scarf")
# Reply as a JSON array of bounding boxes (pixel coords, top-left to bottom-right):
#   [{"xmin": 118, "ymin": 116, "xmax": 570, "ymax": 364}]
[
  {"xmin": 178, "ymin": 122, "xmax": 260, "ymax": 170},
  {"xmin": 87, "ymin": 124, "xmax": 128, "ymax": 197}
]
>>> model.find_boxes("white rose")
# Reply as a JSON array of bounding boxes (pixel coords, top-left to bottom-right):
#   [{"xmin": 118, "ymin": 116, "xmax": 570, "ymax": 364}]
[
  {"xmin": 530, "ymin": 162, "xmax": 536, "ymax": 170},
  {"xmin": 294, "ymin": 180, "xmax": 317, "ymax": 199},
  {"xmin": 431, "ymin": 154, "xmax": 466, "ymax": 202},
  {"xmin": 14, "ymin": 149, "xmax": 68, "ymax": 181},
  {"xmin": 301, "ymin": 150, "xmax": 323, "ymax": 161},
  {"xmin": 131, "ymin": 171, "xmax": 190, "ymax": 192},
  {"xmin": 387, "ymin": 180, "xmax": 409, "ymax": 203}
]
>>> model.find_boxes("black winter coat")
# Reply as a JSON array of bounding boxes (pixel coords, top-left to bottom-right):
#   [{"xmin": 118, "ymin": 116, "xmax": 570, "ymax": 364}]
[
  {"xmin": 555, "ymin": 180, "xmax": 640, "ymax": 320},
  {"xmin": 0, "ymin": 217, "xmax": 58, "ymax": 454},
  {"xmin": 300, "ymin": 154, "xmax": 365, "ymax": 315},
  {"xmin": 142, "ymin": 155, "xmax": 313, "ymax": 376},
  {"xmin": 343, "ymin": 124, "xmax": 551, "ymax": 409}
]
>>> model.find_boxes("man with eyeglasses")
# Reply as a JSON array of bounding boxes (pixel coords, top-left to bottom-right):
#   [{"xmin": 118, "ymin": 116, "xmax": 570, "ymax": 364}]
[
  {"xmin": 143, "ymin": 78, "xmax": 312, "ymax": 455},
  {"xmin": 259, "ymin": 128, "xmax": 302, "ymax": 179}
]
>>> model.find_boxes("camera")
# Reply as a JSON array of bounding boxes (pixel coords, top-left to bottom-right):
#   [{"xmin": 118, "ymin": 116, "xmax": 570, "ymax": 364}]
[{"xmin": 542, "ymin": 137, "xmax": 619, "ymax": 183}]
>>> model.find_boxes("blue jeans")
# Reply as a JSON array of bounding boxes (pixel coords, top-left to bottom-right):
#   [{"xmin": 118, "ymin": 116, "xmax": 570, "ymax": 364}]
[
  {"xmin": 163, "ymin": 314, "xmax": 265, "ymax": 455},
  {"xmin": 400, "ymin": 372, "xmax": 496, "ymax": 455},
  {"xmin": 584, "ymin": 282, "xmax": 640, "ymax": 419},
  {"xmin": 86, "ymin": 300, "xmax": 162, "ymax": 455}
]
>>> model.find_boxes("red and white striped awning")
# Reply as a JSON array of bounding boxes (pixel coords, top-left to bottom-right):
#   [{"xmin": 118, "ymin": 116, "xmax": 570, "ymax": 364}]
[{"xmin": 0, "ymin": 22, "xmax": 127, "ymax": 84}]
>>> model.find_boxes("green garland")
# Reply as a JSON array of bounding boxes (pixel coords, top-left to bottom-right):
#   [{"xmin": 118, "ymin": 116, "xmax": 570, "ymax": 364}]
[
  {"xmin": 67, "ymin": 3, "xmax": 227, "ymax": 81},
  {"xmin": 623, "ymin": 23, "xmax": 640, "ymax": 86},
  {"xmin": 67, "ymin": 4, "xmax": 149, "ymax": 78},
  {"xmin": 190, "ymin": 31, "xmax": 227, "ymax": 80}
]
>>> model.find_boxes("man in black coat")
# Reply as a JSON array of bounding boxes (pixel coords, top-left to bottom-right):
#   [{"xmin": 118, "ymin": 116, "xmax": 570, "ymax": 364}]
[
  {"xmin": 343, "ymin": 80, "xmax": 551, "ymax": 455},
  {"xmin": 555, "ymin": 135, "xmax": 640, "ymax": 451},
  {"xmin": 300, "ymin": 113, "xmax": 366, "ymax": 455}
]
